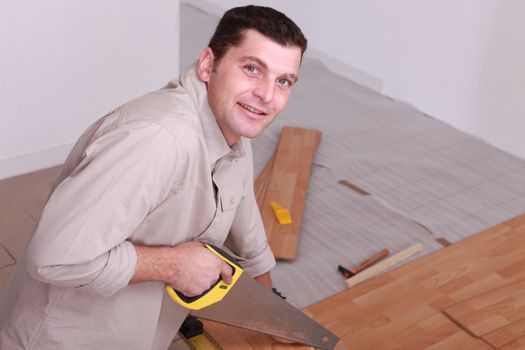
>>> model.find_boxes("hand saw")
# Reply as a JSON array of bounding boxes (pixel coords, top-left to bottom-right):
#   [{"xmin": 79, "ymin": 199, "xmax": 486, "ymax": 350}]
[{"xmin": 166, "ymin": 244, "xmax": 339, "ymax": 350}]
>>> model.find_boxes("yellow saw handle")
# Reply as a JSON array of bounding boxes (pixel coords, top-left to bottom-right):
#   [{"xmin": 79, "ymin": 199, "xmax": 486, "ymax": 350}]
[{"xmin": 165, "ymin": 244, "xmax": 243, "ymax": 310}]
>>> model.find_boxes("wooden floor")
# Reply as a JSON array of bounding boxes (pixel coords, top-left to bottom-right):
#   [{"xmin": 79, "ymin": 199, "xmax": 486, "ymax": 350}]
[
  {"xmin": 204, "ymin": 212, "xmax": 525, "ymax": 350},
  {"xmin": 0, "ymin": 166, "xmax": 191, "ymax": 350},
  {"xmin": 0, "ymin": 166, "xmax": 61, "ymax": 301}
]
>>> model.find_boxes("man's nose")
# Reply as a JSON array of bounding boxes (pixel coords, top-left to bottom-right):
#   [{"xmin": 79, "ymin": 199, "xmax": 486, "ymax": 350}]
[{"xmin": 254, "ymin": 79, "xmax": 275, "ymax": 103}]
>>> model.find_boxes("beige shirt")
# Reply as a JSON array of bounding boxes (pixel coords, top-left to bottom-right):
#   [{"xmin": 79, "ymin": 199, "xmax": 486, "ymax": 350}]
[{"xmin": 0, "ymin": 64, "xmax": 275, "ymax": 349}]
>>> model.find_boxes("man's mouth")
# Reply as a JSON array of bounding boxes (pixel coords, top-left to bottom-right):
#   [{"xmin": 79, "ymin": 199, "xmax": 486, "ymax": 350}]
[{"xmin": 238, "ymin": 102, "xmax": 268, "ymax": 116}]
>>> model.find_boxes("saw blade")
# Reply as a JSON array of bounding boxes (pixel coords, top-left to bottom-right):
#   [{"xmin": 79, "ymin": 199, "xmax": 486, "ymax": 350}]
[{"xmin": 192, "ymin": 273, "xmax": 338, "ymax": 350}]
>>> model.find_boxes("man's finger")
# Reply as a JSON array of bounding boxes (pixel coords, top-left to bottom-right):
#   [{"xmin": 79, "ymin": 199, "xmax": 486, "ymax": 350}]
[{"xmin": 220, "ymin": 262, "xmax": 233, "ymax": 285}]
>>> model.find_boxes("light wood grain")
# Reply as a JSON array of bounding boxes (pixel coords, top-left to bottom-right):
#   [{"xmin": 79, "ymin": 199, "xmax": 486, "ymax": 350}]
[
  {"xmin": 442, "ymin": 278, "xmax": 525, "ymax": 348},
  {"xmin": 499, "ymin": 335, "xmax": 525, "ymax": 350},
  {"xmin": 202, "ymin": 213, "xmax": 525, "ymax": 349},
  {"xmin": 258, "ymin": 127, "xmax": 321, "ymax": 260},
  {"xmin": 483, "ymin": 318, "xmax": 525, "ymax": 348},
  {"xmin": 345, "ymin": 243, "xmax": 423, "ymax": 288},
  {"xmin": 255, "ymin": 153, "xmax": 275, "ymax": 210}
]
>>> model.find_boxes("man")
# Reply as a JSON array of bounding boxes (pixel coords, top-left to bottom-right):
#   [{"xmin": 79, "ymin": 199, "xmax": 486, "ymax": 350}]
[{"xmin": 0, "ymin": 5, "xmax": 307, "ymax": 350}]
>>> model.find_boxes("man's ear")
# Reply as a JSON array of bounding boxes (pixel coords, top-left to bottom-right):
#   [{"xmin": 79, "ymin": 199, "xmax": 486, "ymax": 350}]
[{"xmin": 197, "ymin": 47, "xmax": 215, "ymax": 82}]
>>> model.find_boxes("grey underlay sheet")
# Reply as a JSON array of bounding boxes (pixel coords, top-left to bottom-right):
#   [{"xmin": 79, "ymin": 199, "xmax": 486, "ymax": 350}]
[{"xmin": 181, "ymin": 3, "xmax": 525, "ymax": 309}]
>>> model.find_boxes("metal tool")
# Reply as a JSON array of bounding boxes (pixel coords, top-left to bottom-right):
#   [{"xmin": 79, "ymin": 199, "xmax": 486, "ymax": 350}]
[{"xmin": 167, "ymin": 244, "xmax": 339, "ymax": 350}]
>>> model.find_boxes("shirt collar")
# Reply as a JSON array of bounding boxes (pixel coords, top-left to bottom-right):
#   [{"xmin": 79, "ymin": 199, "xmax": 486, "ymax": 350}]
[{"xmin": 179, "ymin": 63, "xmax": 245, "ymax": 165}]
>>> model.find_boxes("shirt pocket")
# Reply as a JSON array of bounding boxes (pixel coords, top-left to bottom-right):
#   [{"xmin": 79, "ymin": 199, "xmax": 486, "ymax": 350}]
[{"xmin": 219, "ymin": 182, "xmax": 243, "ymax": 212}]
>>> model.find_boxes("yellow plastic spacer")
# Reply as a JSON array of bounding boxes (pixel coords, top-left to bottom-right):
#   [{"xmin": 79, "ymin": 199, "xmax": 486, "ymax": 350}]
[{"xmin": 270, "ymin": 201, "xmax": 293, "ymax": 225}]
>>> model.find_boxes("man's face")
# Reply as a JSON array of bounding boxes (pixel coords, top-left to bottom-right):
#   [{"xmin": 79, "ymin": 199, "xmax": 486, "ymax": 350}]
[{"xmin": 197, "ymin": 29, "xmax": 302, "ymax": 145}]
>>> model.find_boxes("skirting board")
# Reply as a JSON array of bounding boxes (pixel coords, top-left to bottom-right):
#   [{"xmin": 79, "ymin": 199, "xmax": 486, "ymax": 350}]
[
  {"xmin": 0, "ymin": 143, "xmax": 72, "ymax": 180},
  {"xmin": 305, "ymin": 48, "xmax": 383, "ymax": 93}
]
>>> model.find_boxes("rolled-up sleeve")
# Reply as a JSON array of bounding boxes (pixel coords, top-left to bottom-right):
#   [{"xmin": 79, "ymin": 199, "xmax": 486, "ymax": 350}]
[
  {"xmin": 25, "ymin": 120, "xmax": 184, "ymax": 297},
  {"xmin": 225, "ymin": 141, "xmax": 276, "ymax": 277}
]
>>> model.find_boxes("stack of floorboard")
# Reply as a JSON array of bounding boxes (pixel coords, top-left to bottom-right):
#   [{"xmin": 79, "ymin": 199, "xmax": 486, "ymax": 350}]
[
  {"xmin": 254, "ymin": 126, "xmax": 321, "ymax": 261},
  {"xmin": 202, "ymin": 213, "xmax": 525, "ymax": 349}
]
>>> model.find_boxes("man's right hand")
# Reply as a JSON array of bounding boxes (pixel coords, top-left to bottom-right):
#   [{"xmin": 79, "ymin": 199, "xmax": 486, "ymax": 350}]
[
  {"xmin": 131, "ymin": 241, "xmax": 233, "ymax": 297},
  {"xmin": 164, "ymin": 241, "xmax": 233, "ymax": 296}
]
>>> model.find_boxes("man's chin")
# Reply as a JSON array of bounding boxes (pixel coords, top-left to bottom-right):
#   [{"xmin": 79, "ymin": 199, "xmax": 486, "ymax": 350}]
[
  {"xmin": 236, "ymin": 125, "xmax": 266, "ymax": 139},
  {"xmin": 241, "ymin": 129, "xmax": 265, "ymax": 139}
]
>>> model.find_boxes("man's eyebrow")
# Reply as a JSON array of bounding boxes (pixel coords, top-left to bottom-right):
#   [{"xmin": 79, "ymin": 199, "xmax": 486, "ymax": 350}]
[
  {"xmin": 240, "ymin": 56, "xmax": 298, "ymax": 83},
  {"xmin": 240, "ymin": 56, "xmax": 268, "ymax": 70},
  {"xmin": 282, "ymin": 73, "xmax": 299, "ymax": 84}
]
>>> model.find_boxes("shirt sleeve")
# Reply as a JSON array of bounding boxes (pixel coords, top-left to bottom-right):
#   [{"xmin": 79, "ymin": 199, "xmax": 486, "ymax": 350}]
[
  {"xmin": 224, "ymin": 140, "xmax": 276, "ymax": 277},
  {"xmin": 25, "ymin": 120, "xmax": 185, "ymax": 297}
]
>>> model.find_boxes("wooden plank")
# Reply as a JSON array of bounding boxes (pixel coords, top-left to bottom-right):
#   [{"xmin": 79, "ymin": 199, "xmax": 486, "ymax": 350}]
[
  {"xmin": 338, "ymin": 179, "xmax": 370, "ymax": 196},
  {"xmin": 254, "ymin": 153, "xmax": 275, "ymax": 210},
  {"xmin": 423, "ymin": 328, "xmax": 494, "ymax": 350},
  {"xmin": 372, "ymin": 312, "xmax": 492, "ymax": 350},
  {"xmin": 258, "ymin": 127, "xmax": 321, "ymax": 260},
  {"xmin": 483, "ymin": 318, "xmax": 525, "ymax": 348},
  {"xmin": 499, "ymin": 335, "xmax": 525, "ymax": 350},
  {"xmin": 443, "ymin": 278, "xmax": 525, "ymax": 338},
  {"xmin": 345, "ymin": 243, "xmax": 423, "ymax": 288},
  {"xmin": 435, "ymin": 237, "xmax": 452, "ymax": 247},
  {"xmin": 203, "ymin": 213, "xmax": 525, "ymax": 349}
]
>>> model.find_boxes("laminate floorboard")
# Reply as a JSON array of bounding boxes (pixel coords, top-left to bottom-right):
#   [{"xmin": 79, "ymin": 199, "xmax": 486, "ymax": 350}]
[
  {"xmin": 203, "ymin": 213, "xmax": 525, "ymax": 349},
  {"xmin": 444, "ymin": 279, "xmax": 525, "ymax": 338},
  {"xmin": 257, "ymin": 127, "xmax": 321, "ymax": 260}
]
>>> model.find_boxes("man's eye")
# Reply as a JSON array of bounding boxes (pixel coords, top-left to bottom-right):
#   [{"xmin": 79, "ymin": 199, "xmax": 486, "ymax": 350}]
[
  {"xmin": 278, "ymin": 78, "xmax": 291, "ymax": 87},
  {"xmin": 245, "ymin": 65, "xmax": 258, "ymax": 73}
]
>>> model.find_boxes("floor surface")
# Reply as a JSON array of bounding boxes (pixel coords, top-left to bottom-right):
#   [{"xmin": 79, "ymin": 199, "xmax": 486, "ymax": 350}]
[
  {"xmin": 0, "ymin": 164, "xmax": 190, "ymax": 349},
  {"xmin": 0, "ymin": 165, "xmax": 61, "ymax": 301}
]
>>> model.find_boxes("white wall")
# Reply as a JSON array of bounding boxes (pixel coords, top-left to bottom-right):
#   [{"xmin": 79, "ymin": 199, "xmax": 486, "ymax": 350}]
[
  {"xmin": 201, "ymin": 0, "xmax": 525, "ymax": 160},
  {"xmin": 0, "ymin": 0, "xmax": 180, "ymax": 179}
]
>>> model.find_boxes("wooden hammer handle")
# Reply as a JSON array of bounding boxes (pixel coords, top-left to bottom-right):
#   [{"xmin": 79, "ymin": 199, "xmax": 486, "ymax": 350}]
[
  {"xmin": 351, "ymin": 248, "xmax": 390, "ymax": 274},
  {"xmin": 346, "ymin": 243, "xmax": 423, "ymax": 288}
]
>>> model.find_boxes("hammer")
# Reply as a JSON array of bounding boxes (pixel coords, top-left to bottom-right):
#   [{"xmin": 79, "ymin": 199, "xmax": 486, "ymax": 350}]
[{"xmin": 338, "ymin": 248, "xmax": 390, "ymax": 278}]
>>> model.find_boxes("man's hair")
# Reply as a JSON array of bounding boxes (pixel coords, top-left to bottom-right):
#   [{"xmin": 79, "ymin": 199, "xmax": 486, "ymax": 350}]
[{"xmin": 208, "ymin": 5, "xmax": 307, "ymax": 64}]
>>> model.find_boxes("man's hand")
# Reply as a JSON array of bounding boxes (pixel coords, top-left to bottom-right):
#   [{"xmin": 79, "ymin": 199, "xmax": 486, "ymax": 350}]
[
  {"xmin": 164, "ymin": 242, "xmax": 233, "ymax": 296},
  {"xmin": 131, "ymin": 241, "xmax": 233, "ymax": 297}
]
